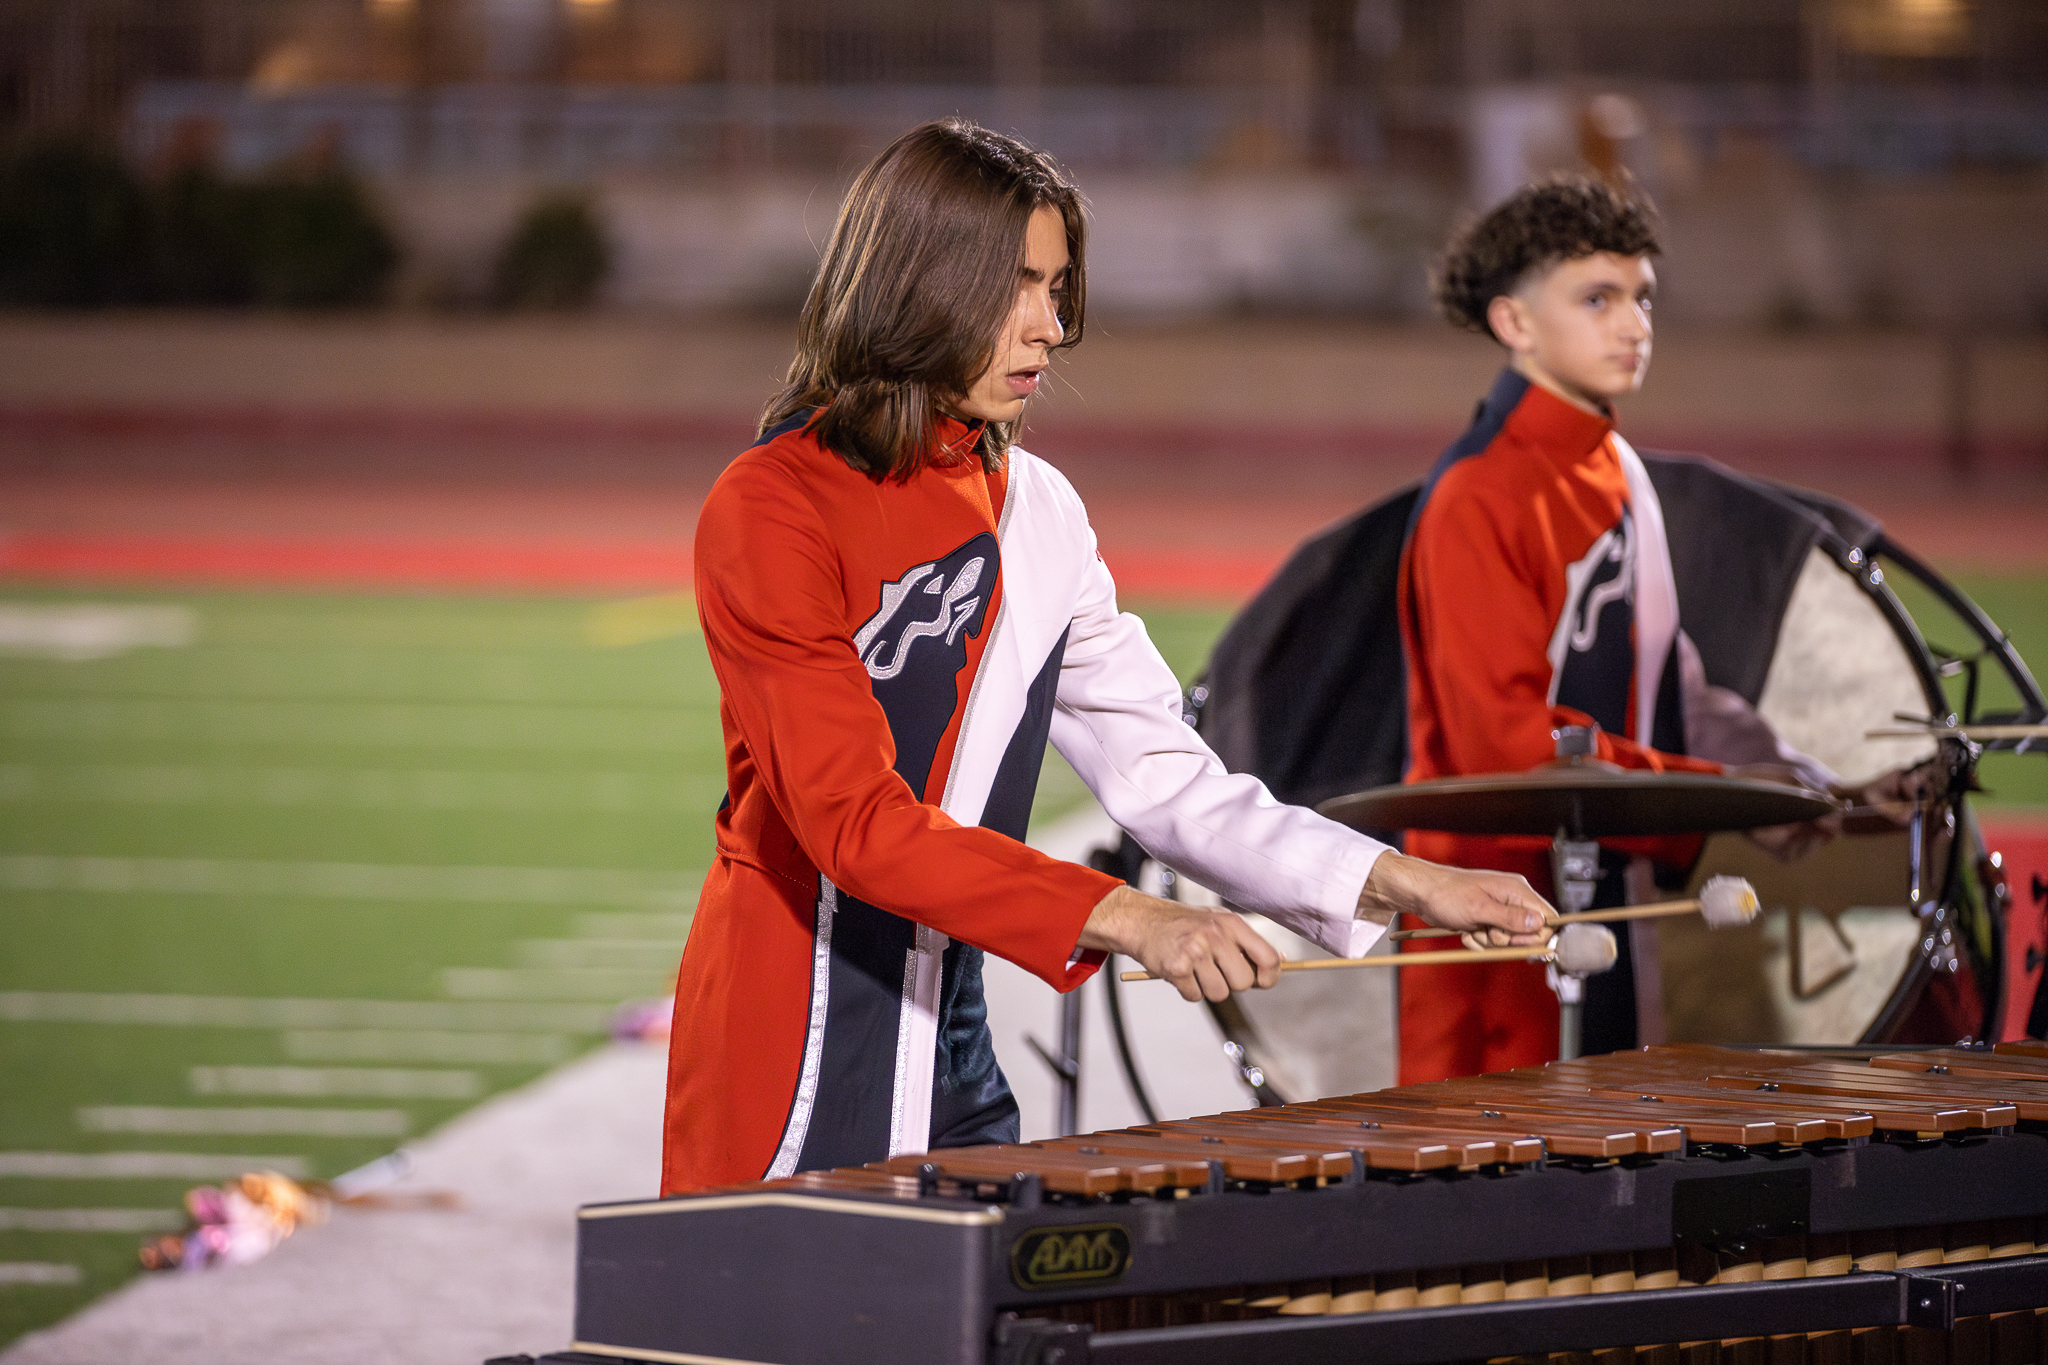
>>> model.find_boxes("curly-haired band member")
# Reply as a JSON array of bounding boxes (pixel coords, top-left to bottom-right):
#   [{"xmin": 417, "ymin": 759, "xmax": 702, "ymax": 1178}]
[
  {"xmin": 663, "ymin": 120, "xmax": 1554, "ymax": 1193},
  {"xmin": 1398, "ymin": 176, "xmax": 1925, "ymax": 1083}
]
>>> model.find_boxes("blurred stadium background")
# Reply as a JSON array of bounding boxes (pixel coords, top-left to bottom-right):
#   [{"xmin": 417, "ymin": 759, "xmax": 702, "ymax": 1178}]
[{"xmin": 2, "ymin": 0, "xmax": 2046, "ymax": 1349}]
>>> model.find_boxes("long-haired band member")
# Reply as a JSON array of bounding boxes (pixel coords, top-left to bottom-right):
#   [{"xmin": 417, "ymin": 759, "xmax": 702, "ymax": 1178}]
[{"xmin": 662, "ymin": 119, "xmax": 1552, "ymax": 1194}]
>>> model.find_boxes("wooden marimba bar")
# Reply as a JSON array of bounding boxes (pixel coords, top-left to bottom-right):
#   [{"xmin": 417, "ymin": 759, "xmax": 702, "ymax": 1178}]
[{"xmin": 558, "ymin": 1043, "xmax": 2048, "ymax": 1365}]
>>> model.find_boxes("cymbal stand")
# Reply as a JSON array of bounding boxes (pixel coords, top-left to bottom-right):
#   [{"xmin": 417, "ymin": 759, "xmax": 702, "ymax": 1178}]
[
  {"xmin": 1024, "ymin": 991, "xmax": 1083, "ymax": 1137},
  {"xmin": 1550, "ymin": 831, "xmax": 1600, "ymax": 1061},
  {"xmin": 1025, "ymin": 833, "xmax": 1149, "ymax": 1138},
  {"xmin": 1549, "ymin": 726, "xmax": 1602, "ymax": 1061}
]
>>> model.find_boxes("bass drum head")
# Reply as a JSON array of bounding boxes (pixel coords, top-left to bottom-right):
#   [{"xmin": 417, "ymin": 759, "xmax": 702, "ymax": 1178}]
[
  {"xmin": 1662, "ymin": 545, "xmax": 1944, "ymax": 1047},
  {"xmin": 1661, "ymin": 830, "xmax": 1925, "ymax": 1045},
  {"xmin": 1193, "ymin": 892, "xmax": 1397, "ymax": 1105},
  {"xmin": 1745, "ymin": 547, "xmax": 1933, "ymax": 783}
]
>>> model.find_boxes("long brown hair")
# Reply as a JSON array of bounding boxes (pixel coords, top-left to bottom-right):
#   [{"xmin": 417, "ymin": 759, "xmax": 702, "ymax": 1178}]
[{"xmin": 760, "ymin": 118, "xmax": 1087, "ymax": 479}]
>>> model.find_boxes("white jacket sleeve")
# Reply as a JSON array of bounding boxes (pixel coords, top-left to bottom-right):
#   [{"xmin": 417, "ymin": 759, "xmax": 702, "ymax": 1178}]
[{"xmin": 1047, "ymin": 547, "xmax": 1391, "ymax": 959}]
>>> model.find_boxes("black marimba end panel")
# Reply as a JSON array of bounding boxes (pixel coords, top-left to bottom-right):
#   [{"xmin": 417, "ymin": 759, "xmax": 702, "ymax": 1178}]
[{"xmin": 572, "ymin": 1192, "xmax": 1000, "ymax": 1365}]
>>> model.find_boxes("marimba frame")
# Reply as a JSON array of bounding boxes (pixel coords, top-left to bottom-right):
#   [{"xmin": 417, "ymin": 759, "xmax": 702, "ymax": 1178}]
[{"xmin": 565, "ymin": 1124, "xmax": 2048, "ymax": 1365}]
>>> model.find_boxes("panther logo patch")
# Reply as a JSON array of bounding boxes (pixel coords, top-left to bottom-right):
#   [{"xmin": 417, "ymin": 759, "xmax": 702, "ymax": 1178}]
[
  {"xmin": 852, "ymin": 533, "xmax": 999, "ymax": 796},
  {"xmin": 855, "ymin": 551, "xmax": 989, "ymax": 681},
  {"xmin": 1547, "ymin": 510, "xmax": 1636, "ymax": 736}
]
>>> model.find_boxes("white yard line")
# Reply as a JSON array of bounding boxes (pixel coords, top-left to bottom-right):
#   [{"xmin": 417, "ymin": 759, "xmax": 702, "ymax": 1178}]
[
  {"xmin": 0, "ymin": 606, "xmax": 196, "ymax": 662},
  {"xmin": 570, "ymin": 912, "xmax": 694, "ymax": 939},
  {"xmin": 0, "ymin": 992, "xmax": 613, "ymax": 1033},
  {"xmin": 513, "ymin": 939, "xmax": 685, "ymax": 970},
  {"xmin": 278, "ymin": 1031, "xmax": 575, "ymax": 1065},
  {"xmin": 0, "ymin": 1264, "xmax": 81, "ymax": 1287},
  {"xmin": 0, "ymin": 855, "xmax": 698, "ymax": 908},
  {"xmin": 188, "ymin": 1067, "xmax": 483, "ymax": 1101},
  {"xmin": 438, "ymin": 968, "xmax": 675, "ymax": 1002},
  {"xmin": 0, "ymin": 1210, "xmax": 182, "ymax": 1234},
  {"xmin": 76, "ymin": 1108, "xmax": 411, "ymax": 1139},
  {"xmin": 0, "ymin": 764, "xmax": 721, "ymax": 814},
  {"xmin": 0, "ymin": 1153, "xmax": 310, "ymax": 1180},
  {"xmin": 2, "ymin": 696, "xmax": 705, "ymax": 753}
]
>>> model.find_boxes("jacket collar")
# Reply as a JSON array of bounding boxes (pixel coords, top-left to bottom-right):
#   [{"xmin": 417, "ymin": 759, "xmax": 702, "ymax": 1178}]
[
  {"xmin": 932, "ymin": 413, "xmax": 988, "ymax": 462},
  {"xmin": 1499, "ymin": 367, "xmax": 1614, "ymax": 466}
]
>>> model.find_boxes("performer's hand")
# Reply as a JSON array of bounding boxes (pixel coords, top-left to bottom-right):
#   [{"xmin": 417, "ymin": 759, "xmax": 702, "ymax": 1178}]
[
  {"xmin": 1355, "ymin": 852, "xmax": 1553, "ymax": 949},
  {"xmin": 1079, "ymin": 885, "xmax": 1280, "ymax": 1003},
  {"xmin": 1745, "ymin": 760, "xmax": 1937, "ymax": 857},
  {"xmin": 1728, "ymin": 762, "xmax": 1843, "ymax": 863},
  {"xmin": 1835, "ymin": 761, "xmax": 1938, "ymax": 828}
]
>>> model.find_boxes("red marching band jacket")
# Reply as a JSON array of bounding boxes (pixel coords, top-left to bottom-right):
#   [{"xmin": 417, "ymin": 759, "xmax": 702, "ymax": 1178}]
[{"xmin": 667, "ymin": 414, "xmax": 1391, "ymax": 1194}]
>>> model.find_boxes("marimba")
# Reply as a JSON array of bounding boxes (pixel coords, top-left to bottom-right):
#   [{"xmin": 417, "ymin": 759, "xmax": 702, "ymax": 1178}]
[{"xmin": 545, "ymin": 1043, "xmax": 2048, "ymax": 1365}]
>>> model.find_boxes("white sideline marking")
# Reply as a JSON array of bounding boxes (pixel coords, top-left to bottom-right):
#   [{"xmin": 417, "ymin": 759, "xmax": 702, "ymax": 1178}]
[
  {"xmin": 0, "ymin": 855, "xmax": 698, "ymax": 909},
  {"xmin": 573, "ymin": 912, "xmax": 695, "ymax": 939},
  {"xmin": 77, "ymin": 1107, "xmax": 410, "ymax": 1138},
  {"xmin": 440, "ymin": 967, "xmax": 675, "ymax": 1002},
  {"xmin": 279, "ymin": 1030, "xmax": 574, "ymax": 1065},
  {"xmin": 0, "ymin": 992, "xmax": 612, "ymax": 1032},
  {"xmin": 0, "ymin": 605, "xmax": 196, "ymax": 661},
  {"xmin": 0, "ymin": 1207, "xmax": 183, "ymax": 1233},
  {"xmin": 2, "ymin": 696, "xmax": 705, "ymax": 753},
  {"xmin": 0, "ymin": 1152, "xmax": 310, "ymax": 1180},
  {"xmin": 0, "ymin": 1262, "xmax": 82, "ymax": 1285},
  {"xmin": 514, "ymin": 938, "xmax": 684, "ymax": 970},
  {"xmin": 0, "ymin": 764, "xmax": 721, "ymax": 814},
  {"xmin": 189, "ymin": 1066, "xmax": 483, "ymax": 1100}
]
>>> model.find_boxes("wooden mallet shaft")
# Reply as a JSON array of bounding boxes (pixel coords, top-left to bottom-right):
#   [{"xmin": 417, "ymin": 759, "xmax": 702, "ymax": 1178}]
[
  {"xmin": 1390, "ymin": 901, "xmax": 1696, "ymax": 940},
  {"xmin": 1118, "ymin": 943, "xmax": 1560, "ymax": 981},
  {"xmin": 1387, "ymin": 876, "xmax": 1758, "ymax": 941},
  {"xmin": 1117, "ymin": 920, "xmax": 1622, "ymax": 983}
]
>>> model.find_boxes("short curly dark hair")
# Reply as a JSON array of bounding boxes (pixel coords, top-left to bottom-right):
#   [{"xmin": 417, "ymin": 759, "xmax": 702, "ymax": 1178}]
[{"xmin": 1432, "ymin": 176, "xmax": 1661, "ymax": 341}]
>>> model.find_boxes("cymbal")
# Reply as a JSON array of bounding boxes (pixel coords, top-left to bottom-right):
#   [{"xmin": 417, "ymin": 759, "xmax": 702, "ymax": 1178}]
[{"xmin": 1317, "ymin": 763, "xmax": 1839, "ymax": 837}]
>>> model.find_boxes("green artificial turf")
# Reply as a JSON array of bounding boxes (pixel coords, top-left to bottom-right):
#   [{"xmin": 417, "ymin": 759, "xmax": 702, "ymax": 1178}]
[{"xmin": 0, "ymin": 589, "xmax": 712, "ymax": 1346}]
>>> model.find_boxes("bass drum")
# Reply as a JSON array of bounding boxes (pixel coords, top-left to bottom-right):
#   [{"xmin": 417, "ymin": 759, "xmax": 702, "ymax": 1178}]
[{"xmin": 1660, "ymin": 538, "xmax": 1989, "ymax": 1048}]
